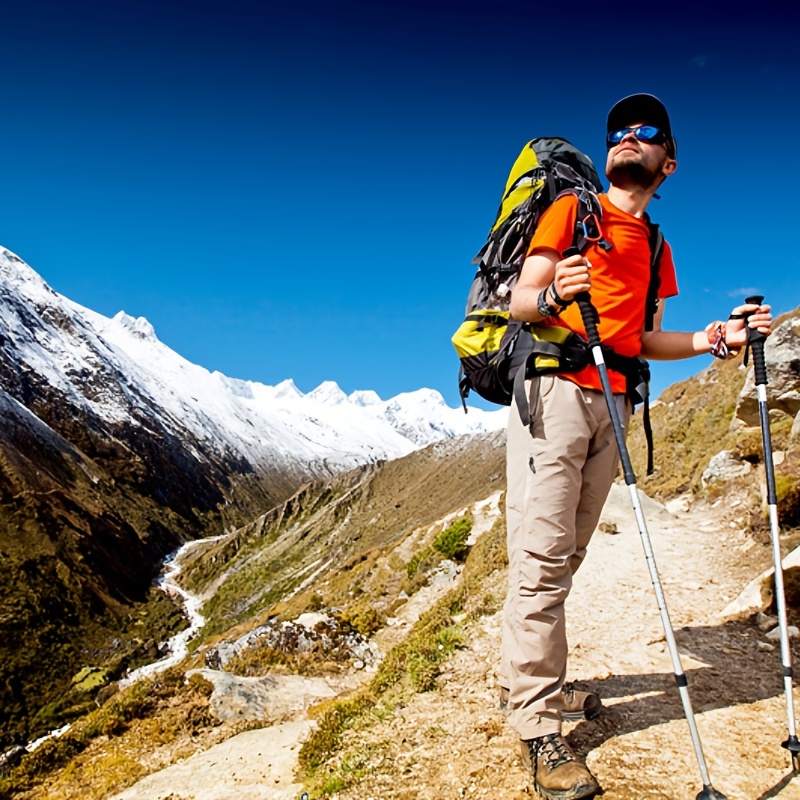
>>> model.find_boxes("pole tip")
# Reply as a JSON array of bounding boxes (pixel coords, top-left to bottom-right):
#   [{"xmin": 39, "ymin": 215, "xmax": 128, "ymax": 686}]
[
  {"xmin": 781, "ymin": 736, "xmax": 800, "ymax": 772},
  {"xmin": 696, "ymin": 789, "xmax": 728, "ymax": 800}
]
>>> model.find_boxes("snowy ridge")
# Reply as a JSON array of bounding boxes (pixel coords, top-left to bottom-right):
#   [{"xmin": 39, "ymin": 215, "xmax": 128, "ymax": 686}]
[{"xmin": 0, "ymin": 248, "xmax": 507, "ymax": 476}]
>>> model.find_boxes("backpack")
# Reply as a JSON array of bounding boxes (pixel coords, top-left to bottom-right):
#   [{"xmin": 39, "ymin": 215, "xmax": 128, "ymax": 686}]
[{"xmin": 451, "ymin": 137, "xmax": 663, "ymax": 472}]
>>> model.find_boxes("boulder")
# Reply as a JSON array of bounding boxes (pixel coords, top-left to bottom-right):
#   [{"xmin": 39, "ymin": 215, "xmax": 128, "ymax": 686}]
[
  {"xmin": 185, "ymin": 669, "xmax": 337, "ymax": 723},
  {"xmin": 701, "ymin": 450, "xmax": 752, "ymax": 485},
  {"xmin": 736, "ymin": 316, "xmax": 800, "ymax": 427},
  {"xmin": 718, "ymin": 546, "xmax": 800, "ymax": 620}
]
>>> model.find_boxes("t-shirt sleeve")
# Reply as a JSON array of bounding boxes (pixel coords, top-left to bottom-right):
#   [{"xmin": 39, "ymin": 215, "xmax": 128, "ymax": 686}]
[
  {"xmin": 527, "ymin": 195, "xmax": 579, "ymax": 257},
  {"xmin": 658, "ymin": 240, "xmax": 678, "ymax": 298}
]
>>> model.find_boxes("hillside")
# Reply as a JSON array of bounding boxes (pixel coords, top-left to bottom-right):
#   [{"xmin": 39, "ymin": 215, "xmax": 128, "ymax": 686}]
[{"xmin": 1, "ymin": 308, "xmax": 799, "ymax": 799}]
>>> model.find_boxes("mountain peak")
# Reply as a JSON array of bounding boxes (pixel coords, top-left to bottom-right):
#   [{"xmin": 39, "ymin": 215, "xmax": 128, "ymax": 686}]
[
  {"xmin": 112, "ymin": 311, "xmax": 158, "ymax": 341},
  {"xmin": 306, "ymin": 381, "xmax": 348, "ymax": 406},
  {"xmin": 271, "ymin": 379, "xmax": 303, "ymax": 400},
  {"xmin": 1, "ymin": 245, "xmax": 506, "ymax": 476}
]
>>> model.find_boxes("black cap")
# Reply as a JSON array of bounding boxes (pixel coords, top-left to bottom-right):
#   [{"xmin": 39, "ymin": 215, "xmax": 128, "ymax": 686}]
[{"xmin": 607, "ymin": 93, "xmax": 676, "ymax": 157}]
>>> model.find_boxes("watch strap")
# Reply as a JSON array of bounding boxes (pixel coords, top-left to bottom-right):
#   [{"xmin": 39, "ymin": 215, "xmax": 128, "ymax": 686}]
[
  {"xmin": 537, "ymin": 287, "xmax": 559, "ymax": 318},
  {"xmin": 548, "ymin": 280, "xmax": 572, "ymax": 310}
]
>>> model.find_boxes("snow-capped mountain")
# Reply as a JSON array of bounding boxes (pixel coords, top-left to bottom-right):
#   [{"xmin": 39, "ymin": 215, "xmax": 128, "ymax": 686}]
[
  {"xmin": 0, "ymin": 246, "xmax": 505, "ymax": 489},
  {"xmin": 0, "ymin": 244, "xmax": 507, "ymax": 751}
]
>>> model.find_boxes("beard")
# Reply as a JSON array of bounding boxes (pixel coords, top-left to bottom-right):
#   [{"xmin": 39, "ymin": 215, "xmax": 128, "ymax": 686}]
[{"xmin": 606, "ymin": 153, "xmax": 664, "ymax": 190}]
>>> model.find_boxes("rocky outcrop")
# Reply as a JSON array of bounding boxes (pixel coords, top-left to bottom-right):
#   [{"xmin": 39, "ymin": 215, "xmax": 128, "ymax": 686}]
[
  {"xmin": 187, "ymin": 669, "xmax": 339, "ymax": 723},
  {"xmin": 736, "ymin": 314, "xmax": 800, "ymax": 427},
  {"xmin": 701, "ymin": 449, "xmax": 753, "ymax": 485},
  {"xmin": 203, "ymin": 612, "xmax": 379, "ymax": 672}
]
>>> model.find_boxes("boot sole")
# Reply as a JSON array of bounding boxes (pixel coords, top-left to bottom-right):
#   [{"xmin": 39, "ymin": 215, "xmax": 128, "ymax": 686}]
[{"xmin": 534, "ymin": 780, "xmax": 602, "ymax": 800}]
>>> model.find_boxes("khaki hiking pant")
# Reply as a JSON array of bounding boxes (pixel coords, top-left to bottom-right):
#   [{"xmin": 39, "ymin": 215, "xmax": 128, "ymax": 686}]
[{"xmin": 501, "ymin": 374, "xmax": 629, "ymax": 741}]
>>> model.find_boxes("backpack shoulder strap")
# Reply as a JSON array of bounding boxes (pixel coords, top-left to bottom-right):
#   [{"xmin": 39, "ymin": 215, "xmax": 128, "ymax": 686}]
[{"xmin": 644, "ymin": 222, "xmax": 664, "ymax": 332}]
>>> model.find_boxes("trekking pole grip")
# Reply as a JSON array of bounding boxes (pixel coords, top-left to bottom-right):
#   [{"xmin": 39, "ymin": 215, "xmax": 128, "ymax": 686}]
[
  {"xmin": 562, "ymin": 246, "xmax": 602, "ymax": 348},
  {"xmin": 575, "ymin": 292, "xmax": 602, "ymax": 348},
  {"xmin": 744, "ymin": 294, "xmax": 768, "ymax": 386}
]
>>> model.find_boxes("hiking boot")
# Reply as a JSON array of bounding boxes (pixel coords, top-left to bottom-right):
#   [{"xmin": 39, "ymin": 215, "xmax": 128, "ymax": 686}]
[
  {"xmin": 498, "ymin": 684, "xmax": 602, "ymax": 721},
  {"xmin": 521, "ymin": 733, "xmax": 601, "ymax": 800},
  {"xmin": 561, "ymin": 682, "xmax": 603, "ymax": 722}
]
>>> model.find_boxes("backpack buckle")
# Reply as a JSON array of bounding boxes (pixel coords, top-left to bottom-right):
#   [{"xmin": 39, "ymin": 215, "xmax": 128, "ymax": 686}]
[
  {"xmin": 579, "ymin": 213, "xmax": 612, "ymax": 252},
  {"xmin": 580, "ymin": 213, "xmax": 603, "ymax": 241}
]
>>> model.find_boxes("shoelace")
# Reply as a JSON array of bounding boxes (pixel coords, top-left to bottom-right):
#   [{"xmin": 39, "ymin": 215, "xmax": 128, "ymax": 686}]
[{"xmin": 537, "ymin": 734, "xmax": 574, "ymax": 770}]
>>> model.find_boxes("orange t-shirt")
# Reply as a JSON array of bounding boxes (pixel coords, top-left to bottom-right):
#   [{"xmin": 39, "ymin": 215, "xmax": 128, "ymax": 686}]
[{"xmin": 527, "ymin": 193, "xmax": 678, "ymax": 393}]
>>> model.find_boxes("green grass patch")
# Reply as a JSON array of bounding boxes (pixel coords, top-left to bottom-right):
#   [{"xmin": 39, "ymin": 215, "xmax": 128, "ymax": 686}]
[
  {"xmin": 298, "ymin": 692, "xmax": 378, "ymax": 773},
  {"xmin": 297, "ymin": 597, "xmax": 463, "ymax": 787}
]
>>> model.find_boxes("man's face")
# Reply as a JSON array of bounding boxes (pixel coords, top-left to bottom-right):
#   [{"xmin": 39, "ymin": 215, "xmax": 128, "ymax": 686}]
[{"xmin": 605, "ymin": 120, "xmax": 677, "ymax": 189}]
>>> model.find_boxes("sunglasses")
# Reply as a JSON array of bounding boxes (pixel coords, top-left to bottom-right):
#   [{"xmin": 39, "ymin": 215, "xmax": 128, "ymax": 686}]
[{"xmin": 606, "ymin": 125, "xmax": 668, "ymax": 149}]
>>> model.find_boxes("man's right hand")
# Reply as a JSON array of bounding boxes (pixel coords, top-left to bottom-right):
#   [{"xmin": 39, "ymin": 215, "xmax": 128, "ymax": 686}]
[{"xmin": 553, "ymin": 253, "xmax": 592, "ymax": 304}]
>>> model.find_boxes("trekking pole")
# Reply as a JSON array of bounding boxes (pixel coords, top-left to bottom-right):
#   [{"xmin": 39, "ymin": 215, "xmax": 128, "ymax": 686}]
[
  {"xmin": 743, "ymin": 294, "xmax": 800, "ymax": 773},
  {"xmin": 567, "ymin": 263, "xmax": 727, "ymax": 800}
]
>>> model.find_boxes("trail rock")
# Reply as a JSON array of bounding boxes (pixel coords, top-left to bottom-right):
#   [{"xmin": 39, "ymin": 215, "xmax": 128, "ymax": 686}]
[
  {"xmin": 598, "ymin": 482, "xmax": 669, "ymax": 529},
  {"xmin": 701, "ymin": 450, "xmax": 752, "ymax": 485},
  {"xmin": 187, "ymin": 669, "xmax": 338, "ymax": 722},
  {"xmin": 755, "ymin": 611, "xmax": 778, "ymax": 631},
  {"xmin": 766, "ymin": 625, "xmax": 800, "ymax": 641}
]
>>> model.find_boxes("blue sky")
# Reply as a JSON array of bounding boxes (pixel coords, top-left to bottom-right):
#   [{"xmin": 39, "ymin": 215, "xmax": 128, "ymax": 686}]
[{"xmin": 1, "ymin": 0, "xmax": 797, "ymax": 409}]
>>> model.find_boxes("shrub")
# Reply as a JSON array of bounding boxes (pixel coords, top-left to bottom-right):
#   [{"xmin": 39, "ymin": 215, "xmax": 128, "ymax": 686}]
[
  {"xmin": 307, "ymin": 592, "xmax": 326, "ymax": 612},
  {"xmin": 406, "ymin": 546, "xmax": 433, "ymax": 579},
  {"xmin": 334, "ymin": 604, "xmax": 383, "ymax": 638},
  {"xmin": 433, "ymin": 518, "xmax": 472, "ymax": 562}
]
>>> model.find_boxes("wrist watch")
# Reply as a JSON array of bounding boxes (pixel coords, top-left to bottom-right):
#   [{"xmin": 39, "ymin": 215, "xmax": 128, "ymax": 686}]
[{"xmin": 537, "ymin": 287, "xmax": 559, "ymax": 318}]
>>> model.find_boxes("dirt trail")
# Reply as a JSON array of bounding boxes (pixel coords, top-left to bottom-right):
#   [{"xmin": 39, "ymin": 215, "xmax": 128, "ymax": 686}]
[{"xmin": 113, "ymin": 485, "xmax": 800, "ymax": 800}]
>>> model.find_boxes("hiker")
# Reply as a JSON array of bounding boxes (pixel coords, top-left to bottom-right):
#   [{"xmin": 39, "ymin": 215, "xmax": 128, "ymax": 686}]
[{"xmin": 500, "ymin": 93, "xmax": 773, "ymax": 798}]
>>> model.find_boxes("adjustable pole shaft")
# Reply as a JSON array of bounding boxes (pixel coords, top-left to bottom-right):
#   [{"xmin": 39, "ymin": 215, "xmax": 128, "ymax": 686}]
[
  {"xmin": 574, "ymin": 285, "xmax": 725, "ymax": 799},
  {"xmin": 745, "ymin": 295, "xmax": 800, "ymax": 772}
]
